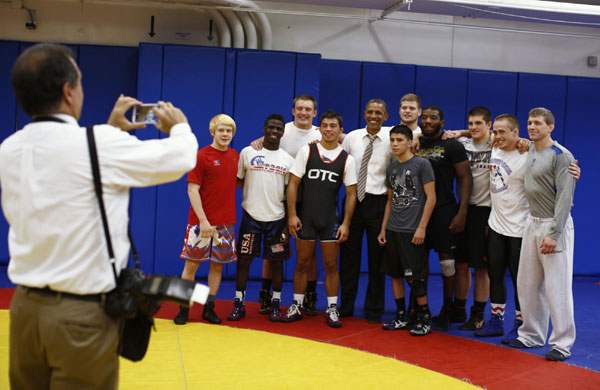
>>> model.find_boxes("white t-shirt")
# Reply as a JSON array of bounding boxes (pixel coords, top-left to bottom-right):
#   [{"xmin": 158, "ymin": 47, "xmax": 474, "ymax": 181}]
[
  {"xmin": 238, "ymin": 146, "xmax": 294, "ymax": 222},
  {"xmin": 459, "ymin": 136, "xmax": 492, "ymax": 207},
  {"xmin": 488, "ymin": 147, "xmax": 530, "ymax": 237},
  {"xmin": 341, "ymin": 126, "xmax": 394, "ymax": 195},
  {"xmin": 290, "ymin": 143, "xmax": 357, "ymax": 186},
  {"xmin": 279, "ymin": 122, "xmax": 321, "ymax": 158}
]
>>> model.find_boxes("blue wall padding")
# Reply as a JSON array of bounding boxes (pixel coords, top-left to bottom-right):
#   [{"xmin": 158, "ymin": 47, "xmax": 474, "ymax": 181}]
[
  {"xmin": 516, "ymin": 73, "xmax": 567, "ymax": 143},
  {"xmin": 129, "ymin": 43, "xmax": 164, "ymax": 274},
  {"xmin": 154, "ymin": 45, "xmax": 227, "ymax": 278},
  {"xmin": 233, "ymin": 50, "xmax": 296, "ymax": 280},
  {"xmin": 359, "ymin": 62, "xmax": 417, "ymax": 128},
  {"xmin": 1, "ymin": 39, "xmax": 599, "ymax": 283},
  {"xmin": 295, "ymin": 53, "xmax": 321, "ymax": 101},
  {"xmin": 319, "ymin": 59, "xmax": 361, "ymax": 132},
  {"xmin": 416, "ymin": 66, "xmax": 468, "ymax": 130},
  {"xmin": 0, "ymin": 41, "xmax": 18, "ymax": 266},
  {"xmin": 467, "ymin": 70, "xmax": 518, "ymax": 120},
  {"xmin": 233, "ymin": 50, "xmax": 296, "ymax": 134},
  {"xmin": 78, "ymin": 45, "xmax": 138, "ymax": 127},
  {"xmin": 564, "ymin": 76, "xmax": 599, "ymax": 275}
]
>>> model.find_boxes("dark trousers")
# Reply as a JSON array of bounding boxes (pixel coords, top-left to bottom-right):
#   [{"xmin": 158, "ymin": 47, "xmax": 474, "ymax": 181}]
[{"xmin": 340, "ymin": 194, "xmax": 387, "ymax": 320}]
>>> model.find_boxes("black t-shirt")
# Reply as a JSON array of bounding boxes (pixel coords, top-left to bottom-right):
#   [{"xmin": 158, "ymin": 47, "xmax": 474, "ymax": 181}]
[{"xmin": 419, "ymin": 136, "xmax": 468, "ymax": 208}]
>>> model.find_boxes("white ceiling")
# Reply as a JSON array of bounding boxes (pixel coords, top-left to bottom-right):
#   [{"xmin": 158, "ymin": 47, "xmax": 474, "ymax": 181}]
[{"xmin": 264, "ymin": 0, "xmax": 600, "ymax": 27}]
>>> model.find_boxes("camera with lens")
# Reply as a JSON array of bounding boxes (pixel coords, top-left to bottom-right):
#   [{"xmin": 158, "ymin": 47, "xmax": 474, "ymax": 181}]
[{"xmin": 104, "ymin": 268, "xmax": 201, "ymax": 319}]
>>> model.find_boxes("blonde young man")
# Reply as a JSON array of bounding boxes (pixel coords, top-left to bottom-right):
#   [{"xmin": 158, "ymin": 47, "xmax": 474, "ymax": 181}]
[{"xmin": 174, "ymin": 114, "xmax": 239, "ymax": 325}]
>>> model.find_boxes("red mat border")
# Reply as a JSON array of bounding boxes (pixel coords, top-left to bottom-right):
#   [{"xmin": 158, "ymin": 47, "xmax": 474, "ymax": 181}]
[{"xmin": 2, "ymin": 289, "xmax": 598, "ymax": 389}]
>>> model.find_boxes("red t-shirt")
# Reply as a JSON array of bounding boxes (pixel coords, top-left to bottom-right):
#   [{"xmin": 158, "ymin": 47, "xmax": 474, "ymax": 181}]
[{"xmin": 187, "ymin": 145, "xmax": 239, "ymax": 226}]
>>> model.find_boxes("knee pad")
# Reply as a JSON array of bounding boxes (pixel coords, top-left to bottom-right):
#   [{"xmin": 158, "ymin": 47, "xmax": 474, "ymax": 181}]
[
  {"xmin": 410, "ymin": 279, "xmax": 427, "ymax": 298},
  {"xmin": 440, "ymin": 259, "xmax": 455, "ymax": 277}
]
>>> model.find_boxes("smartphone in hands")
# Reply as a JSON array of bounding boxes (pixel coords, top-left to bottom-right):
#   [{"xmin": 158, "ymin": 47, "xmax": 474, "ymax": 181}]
[{"xmin": 132, "ymin": 103, "xmax": 158, "ymax": 124}]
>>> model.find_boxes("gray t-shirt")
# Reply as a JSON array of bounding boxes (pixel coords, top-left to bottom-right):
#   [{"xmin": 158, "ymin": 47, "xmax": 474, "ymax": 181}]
[
  {"xmin": 524, "ymin": 141, "xmax": 576, "ymax": 240},
  {"xmin": 459, "ymin": 136, "xmax": 492, "ymax": 207},
  {"xmin": 385, "ymin": 156, "xmax": 435, "ymax": 233}
]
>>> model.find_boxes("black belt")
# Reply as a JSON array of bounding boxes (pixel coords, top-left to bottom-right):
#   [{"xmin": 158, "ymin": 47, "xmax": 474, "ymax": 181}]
[
  {"xmin": 23, "ymin": 286, "xmax": 104, "ymax": 302},
  {"xmin": 364, "ymin": 193, "xmax": 387, "ymax": 199}
]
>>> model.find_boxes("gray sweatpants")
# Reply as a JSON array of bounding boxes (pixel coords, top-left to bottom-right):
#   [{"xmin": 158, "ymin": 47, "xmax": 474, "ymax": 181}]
[{"xmin": 516, "ymin": 215, "xmax": 575, "ymax": 356}]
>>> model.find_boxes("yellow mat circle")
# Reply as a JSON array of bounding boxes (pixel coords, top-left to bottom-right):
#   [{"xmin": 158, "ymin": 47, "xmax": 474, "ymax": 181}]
[
  {"xmin": 119, "ymin": 318, "xmax": 476, "ymax": 389},
  {"xmin": 0, "ymin": 312, "xmax": 476, "ymax": 389}
]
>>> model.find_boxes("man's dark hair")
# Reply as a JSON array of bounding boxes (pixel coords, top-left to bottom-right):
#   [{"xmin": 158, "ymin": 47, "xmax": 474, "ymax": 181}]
[
  {"xmin": 264, "ymin": 113, "xmax": 285, "ymax": 127},
  {"xmin": 468, "ymin": 106, "xmax": 492, "ymax": 123},
  {"xmin": 495, "ymin": 113, "xmax": 519, "ymax": 130},
  {"xmin": 390, "ymin": 125, "xmax": 413, "ymax": 140},
  {"xmin": 319, "ymin": 110, "xmax": 343, "ymax": 127},
  {"xmin": 422, "ymin": 104, "xmax": 444, "ymax": 120},
  {"xmin": 365, "ymin": 98, "xmax": 388, "ymax": 114},
  {"xmin": 11, "ymin": 43, "xmax": 79, "ymax": 117}
]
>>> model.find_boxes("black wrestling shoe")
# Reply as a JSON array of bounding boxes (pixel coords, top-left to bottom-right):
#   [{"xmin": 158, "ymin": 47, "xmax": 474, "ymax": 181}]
[
  {"xmin": 173, "ymin": 306, "xmax": 189, "ymax": 325},
  {"xmin": 202, "ymin": 301, "xmax": 222, "ymax": 324}
]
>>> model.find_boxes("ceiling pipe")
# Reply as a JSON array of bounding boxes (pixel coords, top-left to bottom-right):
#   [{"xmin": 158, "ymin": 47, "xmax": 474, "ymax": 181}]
[
  {"xmin": 205, "ymin": 8, "xmax": 231, "ymax": 47},
  {"xmin": 236, "ymin": 10, "xmax": 258, "ymax": 49},
  {"xmin": 220, "ymin": 9, "xmax": 244, "ymax": 48},
  {"xmin": 214, "ymin": 0, "xmax": 271, "ymax": 50}
]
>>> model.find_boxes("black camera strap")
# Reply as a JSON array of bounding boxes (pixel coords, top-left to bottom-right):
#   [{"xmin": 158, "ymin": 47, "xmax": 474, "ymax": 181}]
[{"xmin": 86, "ymin": 126, "xmax": 141, "ymax": 284}]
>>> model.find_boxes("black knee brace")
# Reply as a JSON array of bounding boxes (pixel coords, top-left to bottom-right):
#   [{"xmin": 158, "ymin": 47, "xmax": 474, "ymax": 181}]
[{"xmin": 410, "ymin": 279, "xmax": 427, "ymax": 298}]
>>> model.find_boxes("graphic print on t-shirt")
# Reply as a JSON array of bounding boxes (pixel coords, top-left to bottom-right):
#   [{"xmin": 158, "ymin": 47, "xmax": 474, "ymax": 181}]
[
  {"xmin": 489, "ymin": 157, "xmax": 512, "ymax": 193},
  {"xmin": 389, "ymin": 168, "xmax": 419, "ymax": 208},
  {"xmin": 249, "ymin": 155, "xmax": 288, "ymax": 176}
]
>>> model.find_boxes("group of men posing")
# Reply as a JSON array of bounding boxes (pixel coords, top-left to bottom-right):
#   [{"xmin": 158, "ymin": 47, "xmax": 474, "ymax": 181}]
[{"xmin": 174, "ymin": 93, "xmax": 579, "ymax": 361}]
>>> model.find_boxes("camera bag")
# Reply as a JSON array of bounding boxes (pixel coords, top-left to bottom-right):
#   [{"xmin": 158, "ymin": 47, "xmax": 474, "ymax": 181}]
[{"xmin": 86, "ymin": 125, "xmax": 154, "ymax": 362}]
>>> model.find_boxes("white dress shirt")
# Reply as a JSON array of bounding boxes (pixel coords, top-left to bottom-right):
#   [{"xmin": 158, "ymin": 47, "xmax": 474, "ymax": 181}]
[
  {"xmin": 342, "ymin": 126, "xmax": 394, "ymax": 196},
  {"xmin": 0, "ymin": 114, "xmax": 198, "ymax": 294}
]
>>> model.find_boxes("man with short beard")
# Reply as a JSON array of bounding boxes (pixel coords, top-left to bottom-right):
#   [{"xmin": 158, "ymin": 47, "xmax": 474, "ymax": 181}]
[{"xmin": 418, "ymin": 105, "xmax": 472, "ymax": 331}]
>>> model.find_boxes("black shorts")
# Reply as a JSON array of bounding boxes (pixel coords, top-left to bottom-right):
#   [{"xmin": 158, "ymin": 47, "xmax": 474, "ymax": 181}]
[
  {"xmin": 382, "ymin": 230, "xmax": 426, "ymax": 280},
  {"xmin": 297, "ymin": 204, "xmax": 340, "ymax": 242},
  {"xmin": 425, "ymin": 202, "xmax": 458, "ymax": 253},
  {"xmin": 455, "ymin": 205, "xmax": 491, "ymax": 268},
  {"xmin": 237, "ymin": 211, "xmax": 290, "ymax": 261}
]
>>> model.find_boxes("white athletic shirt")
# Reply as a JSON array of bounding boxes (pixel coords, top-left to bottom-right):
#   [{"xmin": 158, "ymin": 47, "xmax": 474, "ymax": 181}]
[
  {"xmin": 290, "ymin": 143, "xmax": 357, "ymax": 186},
  {"xmin": 459, "ymin": 136, "xmax": 492, "ymax": 207},
  {"xmin": 488, "ymin": 147, "xmax": 530, "ymax": 237},
  {"xmin": 237, "ymin": 146, "xmax": 294, "ymax": 222},
  {"xmin": 279, "ymin": 122, "xmax": 321, "ymax": 158}
]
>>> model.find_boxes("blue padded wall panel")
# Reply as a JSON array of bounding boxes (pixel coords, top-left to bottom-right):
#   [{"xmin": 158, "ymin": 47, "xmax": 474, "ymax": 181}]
[
  {"xmin": 130, "ymin": 43, "xmax": 163, "ymax": 275},
  {"xmin": 0, "ymin": 41, "xmax": 18, "ymax": 142},
  {"xmin": 467, "ymin": 70, "xmax": 518, "ymax": 118},
  {"xmin": 0, "ymin": 41, "xmax": 19, "ymax": 266},
  {"xmin": 78, "ymin": 45, "xmax": 138, "ymax": 127},
  {"xmin": 154, "ymin": 45, "xmax": 226, "ymax": 278},
  {"xmin": 564, "ymin": 76, "xmax": 599, "ymax": 275},
  {"xmin": 415, "ymin": 66, "xmax": 468, "ymax": 130},
  {"xmin": 234, "ymin": 50, "xmax": 296, "ymax": 280},
  {"xmin": 360, "ymin": 62, "xmax": 416, "ymax": 128},
  {"xmin": 516, "ymin": 73, "xmax": 567, "ymax": 142},
  {"xmin": 233, "ymin": 50, "xmax": 296, "ymax": 140},
  {"xmin": 319, "ymin": 59, "xmax": 361, "ymax": 133},
  {"xmin": 295, "ymin": 53, "xmax": 321, "ymax": 101}
]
